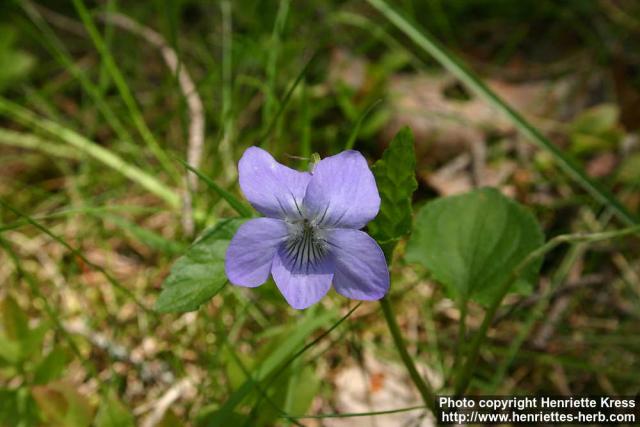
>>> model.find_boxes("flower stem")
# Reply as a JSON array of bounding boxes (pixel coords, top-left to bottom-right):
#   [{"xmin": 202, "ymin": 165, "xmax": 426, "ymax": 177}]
[{"xmin": 379, "ymin": 296, "xmax": 436, "ymax": 413}]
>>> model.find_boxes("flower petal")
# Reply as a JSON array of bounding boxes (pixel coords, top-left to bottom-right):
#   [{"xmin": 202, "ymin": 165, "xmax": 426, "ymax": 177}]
[
  {"xmin": 271, "ymin": 247, "xmax": 335, "ymax": 309},
  {"xmin": 225, "ymin": 218, "xmax": 288, "ymax": 287},
  {"xmin": 238, "ymin": 146, "xmax": 311, "ymax": 219},
  {"xmin": 303, "ymin": 150, "xmax": 380, "ymax": 229},
  {"xmin": 327, "ymin": 229, "xmax": 389, "ymax": 300}
]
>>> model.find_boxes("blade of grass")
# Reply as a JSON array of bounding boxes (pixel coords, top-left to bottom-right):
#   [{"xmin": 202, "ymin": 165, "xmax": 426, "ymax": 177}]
[
  {"xmin": 71, "ymin": 0, "xmax": 181, "ymax": 183},
  {"xmin": 455, "ymin": 224, "xmax": 640, "ymax": 394},
  {"xmin": 179, "ymin": 159, "xmax": 253, "ymax": 218},
  {"xmin": 263, "ymin": 0, "xmax": 291, "ymax": 140},
  {"xmin": 0, "ymin": 97, "xmax": 180, "ymax": 209},
  {"xmin": 366, "ymin": 0, "xmax": 638, "ymax": 226},
  {"xmin": 21, "ymin": 2, "xmax": 136, "ymax": 150},
  {"xmin": 0, "ymin": 128, "xmax": 79, "ymax": 160},
  {"xmin": 244, "ymin": 303, "xmax": 362, "ymax": 426},
  {"xmin": 0, "ymin": 198, "xmax": 152, "ymax": 313},
  {"xmin": 488, "ymin": 243, "xmax": 584, "ymax": 392},
  {"xmin": 0, "ymin": 204, "xmax": 160, "ymax": 232},
  {"xmin": 218, "ymin": 0, "xmax": 236, "ymax": 183},
  {"xmin": 285, "ymin": 405, "xmax": 429, "ymax": 419},
  {"xmin": 220, "ymin": 333, "xmax": 304, "ymax": 427},
  {"xmin": 97, "ymin": 0, "xmax": 117, "ymax": 94},
  {"xmin": 260, "ymin": 50, "xmax": 319, "ymax": 148},
  {"xmin": 209, "ymin": 309, "xmax": 336, "ymax": 426},
  {"xmin": 100, "ymin": 214, "xmax": 186, "ymax": 256},
  {"xmin": 345, "ymin": 99, "xmax": 382, "ymax": 150},
  {"xmin": 0, "ymin": 237, "xmax": 99, "ymax": 378},
  {"xmin": 299, "ymin": 81, "xmax": 311, "ymax": 168}
]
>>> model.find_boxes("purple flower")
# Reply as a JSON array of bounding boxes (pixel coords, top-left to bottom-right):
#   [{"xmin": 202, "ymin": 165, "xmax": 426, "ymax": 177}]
[{"xmin": 225, "ymin": 146, "xmax": 390, "ymax": 309}]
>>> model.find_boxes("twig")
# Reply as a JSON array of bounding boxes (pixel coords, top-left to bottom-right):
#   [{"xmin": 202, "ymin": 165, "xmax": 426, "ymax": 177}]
[
  {"xmin": 34, "ymin": 4, "xmax": 205, "ymax": 234},
  {"xmin": 97, "ymin": 12, "xmax": 205, "ymax": 236},
  {"xmin": 137, "ymin": 378, "xmax": 194, "ymax": 427},
  {"xmin": 64, "ymin": 320, "xmax": 174, "ymax": 385}
]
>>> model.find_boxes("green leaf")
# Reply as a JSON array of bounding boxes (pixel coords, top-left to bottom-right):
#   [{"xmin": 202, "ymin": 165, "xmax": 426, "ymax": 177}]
[
  {"xmin": 94, "ymin": 390, "xmax": 135, "ymax": 427},
  {"xmin": 0, "ymin": 389, "xmax": 20, "ymax": 425},
  {"xmin": 368, "ymin": 126, "xmax": 418, "ymax": 258},
  {"xmin": 0, "ymin": 27, "xmax": 35, "ymax": 93},
  {"xmin": 1, "ymin": 296, "xmax": 29, "ymax": 341},
  {"xmin": 284, "ymin": 365, "xmax": 320, "ymax": 416},
  {"xmin": 570, "ymin": 103, "xmax": 619, "ymax": 135},
  {"xmin": 33, "ymin": 347, "xmax": 68, "ymax": 385},
  {"xmin": 569, "ymin": 105, "xmax": 622, "ymax": 156},
  {"xmin": 406, "ymin": 188, "xmax": 544, "ymax": 306},
  {"xmin": 22, "ymin": 323, "xmax": 48, "ymax": 360},
  {"xmin": 155, "ymin": 218, "xmax": 247, "ymax": 313},
  {"xmin": 32, "ymin": 381, "xmax": 94, "ymax": 427},
  {"xmin": 0, "ymin": 334, "xmax": 20, "ymax": 365},
  {"xmin": 617, "ymin": 153, "xmax": 640, "ymax": 184}
]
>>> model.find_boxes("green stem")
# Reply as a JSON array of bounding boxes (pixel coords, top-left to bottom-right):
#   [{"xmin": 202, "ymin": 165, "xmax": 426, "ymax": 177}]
[
  {"xmin": 380, "ymin": 296, "xmax": 436, "ymax": 413},
  {"xmin": 454, "ymin": 225, "xmax": 640, "ymax": 394}
]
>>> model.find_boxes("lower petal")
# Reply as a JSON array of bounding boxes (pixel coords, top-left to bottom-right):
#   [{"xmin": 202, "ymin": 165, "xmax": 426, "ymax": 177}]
[
  {"xmin": 271, "ymin": 247, "xmax": 334, "ymax": 309},
  {"xmin": 225, "ymin": 218, "xmax": 288, "ymax": 287},
  {"xmin": 327, "ymin": 229, "xmax": 389, "ymax": 300}
]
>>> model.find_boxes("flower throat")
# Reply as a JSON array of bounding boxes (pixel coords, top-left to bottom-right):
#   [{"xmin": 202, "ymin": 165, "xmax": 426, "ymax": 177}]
[{"xmin": 284, "ymin": 218, "xmax": 327, "ymax": 272}]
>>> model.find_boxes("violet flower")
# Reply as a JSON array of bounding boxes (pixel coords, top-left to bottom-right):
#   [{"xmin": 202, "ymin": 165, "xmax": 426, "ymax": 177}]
[{"xmin": 225, "ymin": 146, "xmax": 390, "ymax": 309}]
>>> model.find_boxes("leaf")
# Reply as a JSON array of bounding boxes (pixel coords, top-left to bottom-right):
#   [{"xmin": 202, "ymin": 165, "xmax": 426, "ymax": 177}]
[
  {"xmin": 368, "ymin": 126, "xmax": 418, "ymax": 258},
  {"xmin": 32, "ymin": 381, "xmax": 94, "ymax": 427},
  {"xmin": 0, "ymin": 389, "xmax": 19, "ymax": 425},
  {"xmin": 617, "ymin": 153, "xmax": 640, "ymax": 184},
  {"xmin": 0, "ymin": 27, "xmax": 35, "ymax": 93},
  {"xmin": 570, "ymin": 103, "xmax": 619, "ymax": 135},
  {"xmin": 21, "ymin": 323, "xmax": 48, "ymax": 360},
  {"xmin": 284, "ymin": 365, "xmax": 320, "ymax": 416},
  {"xmin": 406, "ymin": 188, "xmax": 544, "ymax": 306},
  {"xmin": 33, "ymin": 347, "xmax": 68, "ymax": 385},
  {"xmin": 94, "ymin": 390, "xmax": 135, "ymax": 427},
  {"xmin": 1, "ymin": 295, "xmax": 29, "ymax": 341},
  {"xmin": 569, "ymin": 104, "xmax": 622, "ymax": 156},
  {"xmin": 155, "ymin": 218, "xmax": 246, "ymax": 313},
  {"xmin": 0, "ymin": 334, "xmax": 20, "ymax": 365}
]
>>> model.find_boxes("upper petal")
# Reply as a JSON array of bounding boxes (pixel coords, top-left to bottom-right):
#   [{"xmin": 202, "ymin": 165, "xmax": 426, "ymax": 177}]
[
  {"xmin": 271, "ymin": 246, "xmax": 335, "ymax": 310},
  {"xmin": 303, "ymin": 150, "xmax": 380, "ymax": 229},
  {"xmin": 238, "ymin": 146, "xmax": 311, "ymax": 219},
  {"xmin": 225, "ymin": 218, "xmax": 288, "ymax": 287},
  {"xmin": 327, "ymin": 229, "xmax": 389, "ymax": 301}
]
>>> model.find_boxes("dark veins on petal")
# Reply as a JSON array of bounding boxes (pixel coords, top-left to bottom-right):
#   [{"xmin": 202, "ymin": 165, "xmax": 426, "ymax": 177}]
[{"xmin": 283, "ymin": 219, "xmax": 328, "ymax": 273}]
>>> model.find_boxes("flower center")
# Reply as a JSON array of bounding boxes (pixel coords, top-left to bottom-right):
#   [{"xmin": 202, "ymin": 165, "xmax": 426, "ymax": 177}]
[{"xmin": 283, "ymin": 218, "xmax": 328, "ymax": 271}]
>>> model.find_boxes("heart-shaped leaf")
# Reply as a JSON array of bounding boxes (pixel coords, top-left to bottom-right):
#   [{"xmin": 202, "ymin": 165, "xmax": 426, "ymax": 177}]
[{"xmin": 406, "ymin": 188, "xmax": 544, "ymax": 306}]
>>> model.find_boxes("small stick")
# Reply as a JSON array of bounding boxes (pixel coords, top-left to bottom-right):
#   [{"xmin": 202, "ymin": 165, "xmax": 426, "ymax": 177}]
[{"xmin": 96, "ymin": 12, "xmax": 205, "ymax": 236}]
